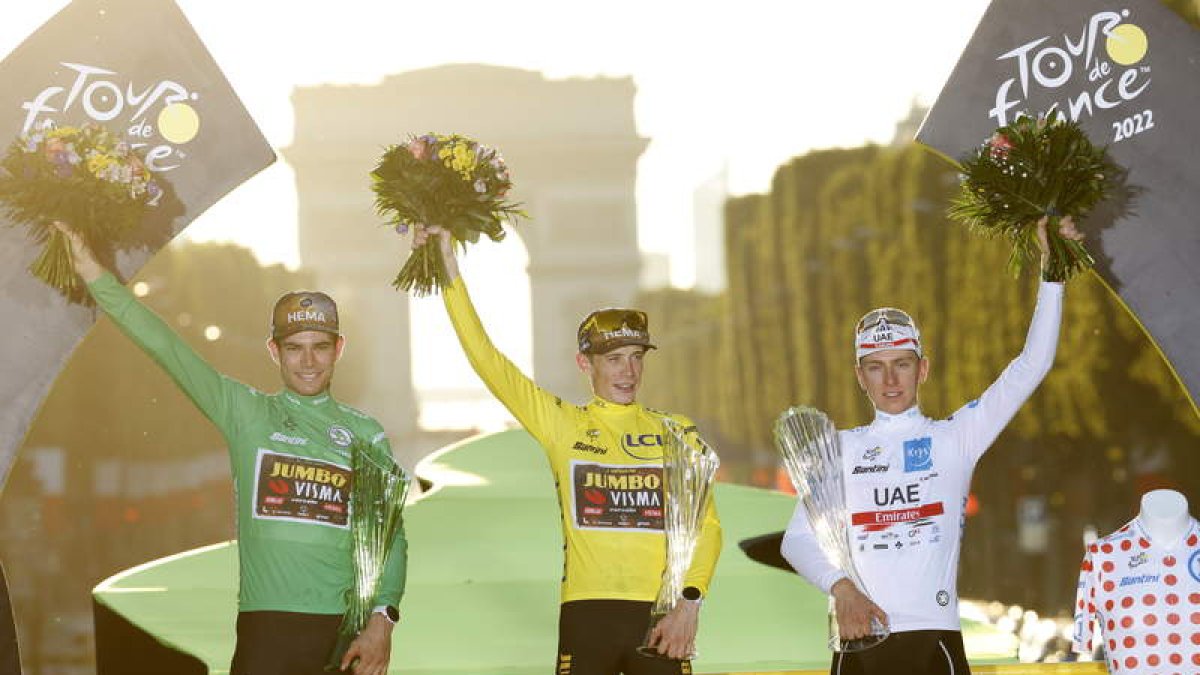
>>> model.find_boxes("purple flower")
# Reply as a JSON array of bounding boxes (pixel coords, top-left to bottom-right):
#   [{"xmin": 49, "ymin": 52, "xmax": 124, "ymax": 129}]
[
  {"xmin": 394, "ymin": 223, "xmax": 410, "ymax": 235},
  {"xmin": 147, "ymin": 181, "xmax": 162, "ymax": 198}
]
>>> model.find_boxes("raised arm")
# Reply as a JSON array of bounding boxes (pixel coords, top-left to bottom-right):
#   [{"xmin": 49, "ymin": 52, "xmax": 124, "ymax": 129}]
[
  {"xmin": 416, "ymin": 224, "xmax": 569, "ymax": 447},
  {"xmin": 951, "ymin": 216, "xmax": 1075, "ymax": 461},
  {"xmin": 58, "ymin": 222, "xmax": 241, "ymax": 431}
]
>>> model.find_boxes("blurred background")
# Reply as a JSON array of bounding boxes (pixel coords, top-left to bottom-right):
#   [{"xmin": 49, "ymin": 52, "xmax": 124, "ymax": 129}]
[{"xmin": 2, "ymin": 1, "xmax": 1199, "ymax": 672}]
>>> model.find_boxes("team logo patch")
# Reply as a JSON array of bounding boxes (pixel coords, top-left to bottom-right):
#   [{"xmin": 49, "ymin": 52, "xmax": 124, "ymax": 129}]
[
  {"xmin": 1128, "ymin": 551, "xmax": 1148, "ymax": 568},
  {"xmin": 903, "ymin": 437, "xmax": 933, "ymax": 472},
  {"xmin": 862, "ymin": 446, "xmax": 882, "ymax": 461},
  {"xmin": 570, "ymin": 460, "xmax": 663, "ymax": 531},
  {"xmin": 253, "ymin": 450, "xmax": 351, "ymax": 528},
  {"xmin": 1188, "ymin": 550, "xmax": 1200, "ymax": 583},
  {"xmin": 936, "ymin": 590, "xmax": 950, "ymax": 606},
  {"xmin": 328, "ymin": 425, "xmax": 353, "ymax": 447}
]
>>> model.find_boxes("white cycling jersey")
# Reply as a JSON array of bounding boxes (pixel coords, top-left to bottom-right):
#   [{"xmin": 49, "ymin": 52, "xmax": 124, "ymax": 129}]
[
  {"xmin": 781, "ymin": 281, "xmax": 1063, "ymax": 633},
  {"xmin": 1072, "ymin": 517, "xmax": 1200, "ymax": 673}
]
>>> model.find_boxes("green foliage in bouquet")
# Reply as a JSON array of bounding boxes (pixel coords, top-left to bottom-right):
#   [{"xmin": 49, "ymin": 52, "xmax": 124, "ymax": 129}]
[
  {"xmin": 0, "ymin": 122, "xmax": 163, "ymax": 305},
  {"xmin": 948, "ymin": 110, "xmax": 1121, "ymax": 282},
  {"xmin": 371, "ymin": 133, "xmax": 527, "ymax": 296},
  {"xmin": 326, "ymin": 439, "xmax": 410, "ymax": 671}
]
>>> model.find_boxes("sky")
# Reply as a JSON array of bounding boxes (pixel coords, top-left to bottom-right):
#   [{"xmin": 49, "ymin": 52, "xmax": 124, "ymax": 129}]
[{"xmin": 2, "ymin": 1, "xmax": 993, "ymax": 428}]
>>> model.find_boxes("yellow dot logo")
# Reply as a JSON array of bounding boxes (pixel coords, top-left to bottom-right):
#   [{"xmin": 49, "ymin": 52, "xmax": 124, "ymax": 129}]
[
  {"xmin": 157, "ymin": 103, "xmax": 200, "ymax": 144},
  {"xmin": 1106, "ymin": 23, "xmax": 1148, "ymax": 66}
]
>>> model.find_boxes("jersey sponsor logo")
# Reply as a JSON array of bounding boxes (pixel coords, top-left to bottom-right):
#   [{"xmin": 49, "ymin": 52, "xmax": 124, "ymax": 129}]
[
  {"xmin": 253, "ymin": 450, "xmax": 351, "ymax": 528},
  {"xmin": 852, "ymin": 501, "xmax": 945, "ymax": 530},
  {"xmin": 571, "ymin": 441, "xmax": 608, "ymax": 455},
  {"xmin": 1119, "ymin": 574, "xmax": 1160, "ymax": 587},
  {"xmin": 327, "ymin": 425, "xmax": 353, "ymax": 447},
  {"xmin": 269, "ymin": 431, "xmax": 308, "ymax": 446},
  {"xmin": 872, "ymin": 482, "xmax": 920, "ymax": 507},
  {"xmin": 936, "ymin": 590, "xmax": 950, "ymax": 606},
  {"xmin": 1127, "ymin": 551, "xmax": 1148, "ymax": 568},
  {"xmin": 903, "ymin": 437, "xmax": 933, "ymax": 472},
  {"xmin": 1188, "ymin": 550, "xmax": 1200, "ymax": 583},
  {"xmin": 862, "ymin": 446, "xmax": 883, "ymax": 461},
  {"xmin": 620, "ymin": 432, "xmax": 662, "ymax": 460},
  {"xmin": 570, "ymin": 460, "xmax": 663, "ymax": 532},
  {"xmin": 852, "ymin": 464, "xmax": 889, "ymax": 474}
]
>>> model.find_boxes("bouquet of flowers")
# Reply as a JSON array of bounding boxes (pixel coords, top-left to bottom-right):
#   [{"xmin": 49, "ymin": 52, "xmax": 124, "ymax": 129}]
[
  {"xmin": 0, "ymin": 121, "xmax": 163, "ymax": 304},
  {"xmin": 326, "ymin": 440, "xmax": 411, "ymax": 671},
  {"xmin": 371, "ymin": 133, "xmax": 526, "ymax": 296},
  {"xmin": 947, "ymin": 110, "xmax": 1122, "ymax": 282}
]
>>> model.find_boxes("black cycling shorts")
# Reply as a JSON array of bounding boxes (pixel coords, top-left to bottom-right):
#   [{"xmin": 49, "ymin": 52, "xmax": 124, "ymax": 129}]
[
  {"xmin": 830, "ymin": 629, "xmax": 971, "ymax": 675},
  {"xmin": 557, "ymin": 600, "xmax": 691, "ymax": 675},
  {"xmin": 229, "ymin": 610, "xmax": 343, "ymax": 675}
]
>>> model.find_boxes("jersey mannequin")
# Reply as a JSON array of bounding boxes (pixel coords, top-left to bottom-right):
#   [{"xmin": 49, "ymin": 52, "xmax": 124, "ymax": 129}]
[{"xmin": 1137, "ymin": 488, "xmax": 1191, "ymax": 545}]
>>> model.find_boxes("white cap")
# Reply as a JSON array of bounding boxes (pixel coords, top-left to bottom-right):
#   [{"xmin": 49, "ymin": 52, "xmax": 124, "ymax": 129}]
[{"xmin": 855, "ymin": 307, "xmax": 923, "ymax": 360}]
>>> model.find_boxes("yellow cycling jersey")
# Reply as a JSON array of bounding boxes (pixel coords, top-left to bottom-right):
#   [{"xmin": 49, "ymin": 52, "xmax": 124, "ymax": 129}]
[{"xmin": 444, "ymin": 277, "xmax": 722, "ymax": 603}]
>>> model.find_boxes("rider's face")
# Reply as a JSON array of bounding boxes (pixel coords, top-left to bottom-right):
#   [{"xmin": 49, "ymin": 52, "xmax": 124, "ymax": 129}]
[
  {"xmin": 268, "ymin": 330, "xmax": 344, "ymax": 396},
  {"xmin": 855, "ymin": 349, "xmax": 928, "ymax": 414},
  {"xmin": 577, "ymin": 345, "xmax": 647, "ymax": 405}
]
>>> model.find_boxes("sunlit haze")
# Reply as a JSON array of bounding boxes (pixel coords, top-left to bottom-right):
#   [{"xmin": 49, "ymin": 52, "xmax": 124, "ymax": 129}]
[{"xmin": 2, "ymin": 1, "xmax": 991, "ymax": 429}]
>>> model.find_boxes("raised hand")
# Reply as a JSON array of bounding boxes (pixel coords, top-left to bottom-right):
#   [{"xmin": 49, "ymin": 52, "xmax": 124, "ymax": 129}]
[{"xmin": 53, "ymin": 221, "xmax": 104, "ymax": 283}]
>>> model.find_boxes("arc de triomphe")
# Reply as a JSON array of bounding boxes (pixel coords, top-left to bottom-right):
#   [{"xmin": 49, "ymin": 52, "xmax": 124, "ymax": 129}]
[{"xmin": 284, "ymin": 65, "xmax": 646, "ymax": 451}]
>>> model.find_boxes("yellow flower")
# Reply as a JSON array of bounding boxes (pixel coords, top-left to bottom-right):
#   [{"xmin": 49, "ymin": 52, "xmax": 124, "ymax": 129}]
[{"xmin": 87, "ymin": 154, "xmax": 116, "ymax": 177}]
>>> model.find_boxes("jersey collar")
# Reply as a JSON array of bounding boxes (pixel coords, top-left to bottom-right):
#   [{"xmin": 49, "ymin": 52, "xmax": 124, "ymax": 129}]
[
  {"xmin": 871, "ymin": 404, "xmax": 926, "ymax": 431},
  {"xmin": 282, "ymin": 390, "xmax": 334, "ymax": 409}
]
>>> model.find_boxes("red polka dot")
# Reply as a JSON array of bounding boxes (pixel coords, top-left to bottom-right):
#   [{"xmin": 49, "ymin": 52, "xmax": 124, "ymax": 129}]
[
  {"xmin": 1147, "ymin": 633, "xmax": 1160, "ymax": 646},
  {"xmin": 1144, "ymin": 593, "xmax": 1157, "ymax": 606},
  {"xmin": 1167, "ymin": 593, "xmax": 1180, "ymax": 605},
  {"xmin": 1191, "ymin": 612, "xmax": 1200, "ymax": 624},
  {"xmin": 1190, "ymin": 593, "xmax": 1200, "ymax": 604},
  {"xmin": 1106, "ymin": 599, "xmax": 1115, "ymax": 611},
  {"xmin": 1170, "ymin": 652, "xmax": 1182, "ymax": 665},
  {"xmin": 1146, "ymin": 614, "xmax": 1159, "ymax": 626},
  {"xmin": 1108, "ymin": 618, "xmax": 1116, "ymax": 631},
  {"xmin": 1164, "ymin": 555, "xmax": 1176, "ymax": 566},
  {"xmin": 1104, "ymin": 580, "xmax": 1116, "ymax": 592},
  {"xmin": 1125, "ymin": 655, "xmax": 1137, "ymax": 669},
  {"xmin": 1121, "ymin": 616, "xmax": 1134, "ymax": 629},
  {"xmin": 1102, "ymin": 543, "xmax": 1113, "ymax": 553},
  {"xmin": 1122, "ymin": 596, "xmax": 1135, "ymax": 609},
  {"xmin": 1192, "ymin": 633, "xmax": 1200, "ymax": 645},
  {"xmin": 1193, "ymin": 653, "xmax": 1200, "ymax": 666},
  {"xmin": 1121, "ymin": 540, "xmax": 1132, "ymax": 551},
  {"xmin": 1077, "ymin": 598, "xmax": 1084, "ymax": 609},
  {"xmin": 1090, "ymin": 543, "xmax": 1099, "ymax": 553},
  {"xmin": 1138, "ymin": 537, "xmax": 1150, "ymax": 548},
  {"xmin": 1186, "ymin": 533, "xmax": 1196, "ymax": 546},
  {"xmin": 1165, "ymin": 574, "xmax": 1178, "ymax": 586},
  {"xmin": 1123, "ymin": 635, "xmax": 1136, "ymax": 649},
  {"xmin": 1168, "ymin": 614, "xmax": 1181, "ymax": 625},
  {"xmin": 1102, "ymin": 561, "xmax": 1115, "ymax": 572},
  {"xmin": 1169, "ymin": 632, "xmax": 1182, "ymax": 644},
  {"xmin": 1148, "ymin": 653, "xmax": 1161, "ymax": 666},
  {"xmin": 1087, "ymin": 602, "xmax": 1095, "ymax": 613}
]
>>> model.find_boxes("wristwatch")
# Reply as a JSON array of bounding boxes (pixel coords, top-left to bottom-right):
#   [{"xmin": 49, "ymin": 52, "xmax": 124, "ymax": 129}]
[
  {"xmin": 681, "ymin": 586, "xmax": 702, "ymax": 604},
  {"xmin": 372, "ymin": 604, "xmax": 400, "ymax": 624}
]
